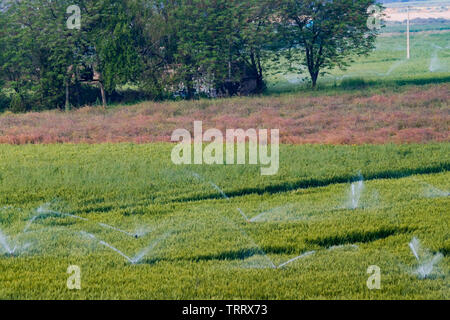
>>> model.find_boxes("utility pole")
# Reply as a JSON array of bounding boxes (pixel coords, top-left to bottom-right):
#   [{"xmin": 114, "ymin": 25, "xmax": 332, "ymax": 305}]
[{"xmin": 407, "ymin": 6, "xmax": 410, "ymax": 59}]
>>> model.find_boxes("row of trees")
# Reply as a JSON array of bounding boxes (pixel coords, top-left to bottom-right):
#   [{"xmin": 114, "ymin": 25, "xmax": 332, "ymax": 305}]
[{"xmin": 0, "ymin": 0, "xmax": 380, "ymax": 111}]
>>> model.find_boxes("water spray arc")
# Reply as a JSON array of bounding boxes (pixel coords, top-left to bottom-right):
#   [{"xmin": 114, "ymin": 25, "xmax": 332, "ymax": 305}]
[
  {"xmin": 81, "ymin": 231, "xmax": 172, "ymax": 264},
  {"xmin": 408, "ymin": 237, "xmax": 443, "ymax": 279},
  {"xmin": 23, "ymin": 206, "xmax": 88, "ymax": 233},
  {"xmin": 0, "ymin": 228, "xmax": 14, "ymax": 255},
  {"xmin": 81, "ymin": 231, "xmax": 135, "ymax": 263},
  {"xmin": 26, "ymin": 204, "xmax": 144, "ymax": 239},
  {"xmin": 190, "ymin": 171, "xmax": 276, "ymax": 268},
  {"xmin": 190, "ymin": 171, "xmax": 325, "ymax": 269},
  {"xmin": 348, "ymin": 173, "xmax": 365, "ymax": 210},
  {"xmin": 277, "ymin": 251, "xmax": 316, "ymax": 269},
  {"xmin": 190, "ymin": 171, "xmax": 249, "ymax": 221}
]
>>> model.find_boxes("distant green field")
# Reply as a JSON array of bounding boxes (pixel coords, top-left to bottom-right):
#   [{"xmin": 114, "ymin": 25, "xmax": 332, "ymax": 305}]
[
  {"xmin": 267, "ymin": 28, "xmax": 450, "ymax": 92},
  {"xmin": 383, "ymin": 23, "xmax": 450, "ymax": 33},
  {"xmin": 0, "ymin": 144, "xmax": 448, "ymax": 299}
]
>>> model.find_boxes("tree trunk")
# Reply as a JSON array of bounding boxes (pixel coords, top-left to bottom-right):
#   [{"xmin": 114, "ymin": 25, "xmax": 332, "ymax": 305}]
[
  {"xmin": 75, "ymin": 68, "xmax": 81, "ymax": 107},
  {"xmin": 255, "ymin": 51, "xmax": 265, "ymax": 93},
  {"xmin": 75, "ymin": 81, "xmax": 81, "ymax": 107},
  {"xmin": 98, "ymin": 81, "xmax": 107, "ymax": 108},
  {"xmin": 311, "ymin": 71, "xmax": 319, "ymax": 88},
  {"xmin": 94, "ymin": 54, "xmax": 107, "ymax": 108},
  {"xmin": 185, "ymin": 74, "xmax": 194, "ymax": 100},
  {"xmin": 255, "ymin": 74, "xmax": 265, "ymax": 94},
  {"xmin": 187, "ymin": 85, "xmax": 194, "ymax": 100},
  {"xmin": 249, "ymin": 50, "xmax": 266, "ymax": 94},
  {"xmin": 65, "ymin": 80, "xmax": 70, "ymax": 111}
]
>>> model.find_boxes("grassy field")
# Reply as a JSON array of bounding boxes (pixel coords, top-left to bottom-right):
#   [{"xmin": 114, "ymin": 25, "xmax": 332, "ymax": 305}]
[
  {"xmin": 0, "ymin": 143, "xmax": 448, "ymax": 299},
  {"xmin": 267, "ymin": 29, "xmax": 450, "ymax": 92},
  {"xmin": 0, "ymin": 16, "xmax": 449, "ymax": 301}
]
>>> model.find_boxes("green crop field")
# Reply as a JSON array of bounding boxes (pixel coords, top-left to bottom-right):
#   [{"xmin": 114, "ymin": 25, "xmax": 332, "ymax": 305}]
[
  {"xmin": 0, "ymin": 143, "xmax": 448, "ymax": 299},
  {"xmin": 1, "ymin": 0, "xmax": 449, "ymax": 304}
]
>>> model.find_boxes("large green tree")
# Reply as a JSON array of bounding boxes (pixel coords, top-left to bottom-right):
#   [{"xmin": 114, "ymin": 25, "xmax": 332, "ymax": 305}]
[
  {"xmin": 75, "ymin": 0, "xmax": 143, "ymax": 107},
  {"xmin": 171, "ymin": 0, "xmax": 277, "ymax": 97},
  {"xmin": 130, "ymin": 0, "xmax": 178, "ymax": 99},
  {"xmin": 233, "ymin": 0, "xmax": 279, "ymax": 94},
  {"xmin": 0, "ymin": 0, "xmax": 145, "ymax": 110},
  {"xmin": 277, "ymin": 0, "xmax": 381, "ymax": 87},
  {"xmin": 0, "ymin": 0, "xmax": 41, "ymax": 111}
]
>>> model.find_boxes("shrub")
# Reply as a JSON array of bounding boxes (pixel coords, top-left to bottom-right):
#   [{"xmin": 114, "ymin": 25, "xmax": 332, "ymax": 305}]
[{"xmin": 9, "ymin": 93, "xmax": 29, "ymax": 113}]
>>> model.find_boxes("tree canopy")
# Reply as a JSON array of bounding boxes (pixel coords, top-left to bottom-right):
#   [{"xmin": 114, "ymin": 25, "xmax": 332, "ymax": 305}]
[
  {"xmin": 277, "ymin": 0, "xmax": 381, "ymax": 87},
  {"xmin": 0, "ymin": 0, "xmax": 381, "ymax": 111}
]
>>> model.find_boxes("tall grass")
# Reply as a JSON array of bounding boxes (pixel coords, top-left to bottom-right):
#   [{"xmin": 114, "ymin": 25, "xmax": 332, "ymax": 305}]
[{"xmin": 0, "ymin": 84, "xmax": 448, "ymax": 145}]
